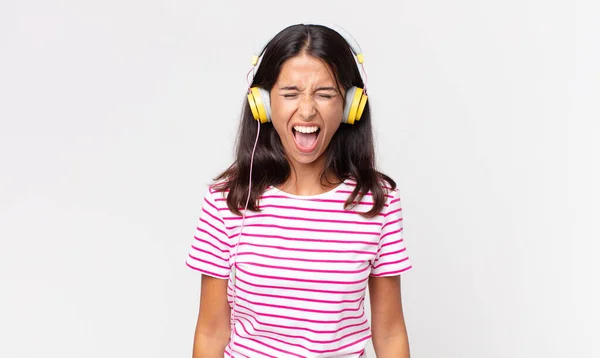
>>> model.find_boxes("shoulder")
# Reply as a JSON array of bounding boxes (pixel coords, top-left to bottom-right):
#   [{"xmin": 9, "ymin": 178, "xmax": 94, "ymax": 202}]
[
  {"xmin": 207, "ymin": 176, "xmax": 232, "ymax": 195},
  {"xmin": 200, "ymin": 178, "xmax": 231, "ymax": 209},
  {"xmin": 344, "ymin": 175, "xmax": 399, "ymax": 195},
  {"xmin": 343, "ymin": 176, "xmax": 400, "ymax": 216},
  {"xmin": 356, "ymin": 175, "xmax": 399, "ymax": 200},
  {"xmin": 376, "ymin": 176, "xmax": 402, "ymax": 212}
]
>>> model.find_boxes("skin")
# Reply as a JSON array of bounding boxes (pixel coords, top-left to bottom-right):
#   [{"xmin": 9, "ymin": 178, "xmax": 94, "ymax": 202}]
[
  {"xmin": 369, "ymin": 276, "xmax": 411, "ymax": 357},
  {"xmin": 193, "ymin": 53, "xmax": 410, "ymax": 357},
  {"xmin": 269, "ymin": 53, "xmax": 344, "ymax": 195},
  {"xmin": 193, "ymin": 276, "xmax": 230, "ymax": 357}
]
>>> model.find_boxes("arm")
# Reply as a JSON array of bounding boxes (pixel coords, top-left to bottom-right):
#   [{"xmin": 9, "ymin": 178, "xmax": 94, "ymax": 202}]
[
  {"xmin": 368, "ymin": 275, "xmax": 410, "ymax": 358},
  {"xmin": 193, "ymin": 275, "xmax": 231, "ymax": 358}
]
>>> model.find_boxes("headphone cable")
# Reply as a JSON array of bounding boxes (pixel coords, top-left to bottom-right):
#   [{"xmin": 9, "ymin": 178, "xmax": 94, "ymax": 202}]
[{"xmin": 229, "ymin": 118, "xmax": 261, "ymax": 352}]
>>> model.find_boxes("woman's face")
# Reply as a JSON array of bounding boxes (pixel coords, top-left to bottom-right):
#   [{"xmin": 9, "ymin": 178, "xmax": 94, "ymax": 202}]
[{"xmin": 269, "ymin": 53, "xmax": 344, "ymax": 169}]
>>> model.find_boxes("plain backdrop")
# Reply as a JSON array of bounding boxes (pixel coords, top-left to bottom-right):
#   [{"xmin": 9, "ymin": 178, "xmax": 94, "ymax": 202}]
[{"xmin": 1, "ymin": 0, "xmax": 598, "ymax": 357}]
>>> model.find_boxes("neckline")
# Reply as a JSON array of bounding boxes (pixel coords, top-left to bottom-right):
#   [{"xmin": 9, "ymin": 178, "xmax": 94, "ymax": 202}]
[{"xmin": 267, "ymin": 179, "xmax": 348, "ymax": 199}]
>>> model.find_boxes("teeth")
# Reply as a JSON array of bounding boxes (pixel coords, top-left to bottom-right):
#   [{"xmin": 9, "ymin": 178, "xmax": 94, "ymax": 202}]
[{"xmin": 293, "ymin": 126, "xmax": 319, "ymax": 133}]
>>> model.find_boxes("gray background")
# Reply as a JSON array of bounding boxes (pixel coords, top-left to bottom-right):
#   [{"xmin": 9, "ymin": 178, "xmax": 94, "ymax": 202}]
[{"xmin": 1, "ymin": 0, "xmax": 598, "ymax": 357}]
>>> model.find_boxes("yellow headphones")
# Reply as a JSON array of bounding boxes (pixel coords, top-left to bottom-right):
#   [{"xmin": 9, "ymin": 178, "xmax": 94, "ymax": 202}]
[{"xmin": 247, "ymin": 24, "xmax": 368, "ymax": 125}]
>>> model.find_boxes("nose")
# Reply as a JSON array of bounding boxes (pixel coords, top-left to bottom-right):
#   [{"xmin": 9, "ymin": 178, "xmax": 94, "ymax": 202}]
[{"xmin": 297, "ymin": 94, "xmax": 317, "ymax": 120}]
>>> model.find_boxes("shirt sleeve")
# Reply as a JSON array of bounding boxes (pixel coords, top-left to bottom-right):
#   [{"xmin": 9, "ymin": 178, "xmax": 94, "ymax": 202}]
[
  {"xmin": 370, "ymin": 188, "xmax": 413, "ymax": 277},
  {"xmin": 185, "ymin": 186, "xmax": 231, "ymax": 279}
]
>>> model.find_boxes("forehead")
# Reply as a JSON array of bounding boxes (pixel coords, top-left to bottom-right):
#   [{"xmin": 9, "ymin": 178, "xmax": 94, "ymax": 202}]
[{"xmin": 276, "ymin": 54, "xmax": 337, "ymax": 86}]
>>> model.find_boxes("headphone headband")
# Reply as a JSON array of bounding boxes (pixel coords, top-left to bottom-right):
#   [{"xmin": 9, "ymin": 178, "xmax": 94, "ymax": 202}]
[{"xmin": 251, "ymin": 23, "xmax": 365, "ymax": 66}]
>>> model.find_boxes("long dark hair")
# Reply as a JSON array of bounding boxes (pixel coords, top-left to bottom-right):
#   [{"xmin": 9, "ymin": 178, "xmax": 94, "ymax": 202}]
[{"xmin": 213, "ymin": 24, "xmax": 396, "ymax": 218}]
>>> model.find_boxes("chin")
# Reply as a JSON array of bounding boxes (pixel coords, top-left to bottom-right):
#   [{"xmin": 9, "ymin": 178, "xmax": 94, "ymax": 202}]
[{"xmin": 289, "ymin": 149, "xmax": 326, "ymax": 166}]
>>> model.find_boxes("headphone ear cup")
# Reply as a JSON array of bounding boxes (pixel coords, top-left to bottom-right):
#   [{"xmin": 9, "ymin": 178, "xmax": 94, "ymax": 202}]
[
  {"xmin": 343, "ymin": 87, "xmax": 367, "ymax": 125},
  {"xmin": 259, "ymin": 88, "xmax": 272, "ymax": 122},
  {"xmin": 247, "ymin": 87, "xmax": 271, "ymax": 123},
  {"xmin": 342, "ymin": 87, "xmax": 358, "ymax": 124},
  {"xmin": 247, "ymin": 89, "xmax": 260, "ymax": 121},
  {"xmin": 355, "ymin": 91, "xmax": 368, "ymax": 122}
]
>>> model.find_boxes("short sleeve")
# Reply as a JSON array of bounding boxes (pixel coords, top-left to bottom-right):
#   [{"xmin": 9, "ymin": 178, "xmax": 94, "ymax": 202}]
[
  {"xmin": 370, "ymin": 189, "xmax": 413, "ymax": 277},
  {"xmin": 185, "ymin": 186, "xmax": 231, "ymax": 279}
]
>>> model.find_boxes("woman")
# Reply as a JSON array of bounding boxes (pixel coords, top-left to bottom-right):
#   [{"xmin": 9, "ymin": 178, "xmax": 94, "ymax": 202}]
[{"xmin": 186, "ymin": 23, "xmax": 412, "ymax": 357}]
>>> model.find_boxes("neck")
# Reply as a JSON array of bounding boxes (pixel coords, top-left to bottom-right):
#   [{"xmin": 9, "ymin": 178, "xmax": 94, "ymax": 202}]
[{"xmin": 279, "ymin": 157, "xmax": 341, "ymax": 196}]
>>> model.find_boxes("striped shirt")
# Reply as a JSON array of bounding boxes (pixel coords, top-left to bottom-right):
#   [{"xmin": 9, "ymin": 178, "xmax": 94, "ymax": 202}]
[{"xmin": 185, "ymin": 179, "xmax": 412, "ymax": 357}]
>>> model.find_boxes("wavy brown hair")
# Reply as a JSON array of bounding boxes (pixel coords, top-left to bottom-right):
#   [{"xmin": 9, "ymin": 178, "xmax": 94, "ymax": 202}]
[{"xmin": 213, "ymin": 24, "xmax": 396, "ymax": 218}]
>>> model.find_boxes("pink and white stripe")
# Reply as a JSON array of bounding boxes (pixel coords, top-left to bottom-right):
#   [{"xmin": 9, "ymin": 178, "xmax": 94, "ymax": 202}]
[{"xmin": 186, "ymin": 179, "xmax": 412, "ymax": 357}]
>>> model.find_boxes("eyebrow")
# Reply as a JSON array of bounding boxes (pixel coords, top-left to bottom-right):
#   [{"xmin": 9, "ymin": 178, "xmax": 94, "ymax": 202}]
[{"xmin": 279, "ymin": 86, "xmax": 338, "ymax": 92}]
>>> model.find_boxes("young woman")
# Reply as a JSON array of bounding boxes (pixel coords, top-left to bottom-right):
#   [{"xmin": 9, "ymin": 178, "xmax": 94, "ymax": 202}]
[{"xmin": 186, "ymin": 23, "xmax": 412, "ymax": 357}]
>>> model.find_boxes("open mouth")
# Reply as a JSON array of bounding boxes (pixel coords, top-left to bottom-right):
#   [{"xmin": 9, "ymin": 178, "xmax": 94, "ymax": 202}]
[{"xmin": 292, "ymin": 125, "xmax": 321, "ymax": 153}]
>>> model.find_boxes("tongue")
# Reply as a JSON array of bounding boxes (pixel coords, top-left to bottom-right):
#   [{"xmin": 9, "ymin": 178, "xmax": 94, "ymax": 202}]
[{"xmin": 295, "ymin": 131, "xmax": 318, "ymax": 148}]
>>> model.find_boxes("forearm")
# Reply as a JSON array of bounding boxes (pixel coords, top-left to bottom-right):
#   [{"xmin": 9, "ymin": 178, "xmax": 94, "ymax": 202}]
[
  {"xmin": 372, "ymin": 330, "xmax": 410, "ymax": 358},
  {"xmin": 192, "ymin": 329, "xmax": 230, "ymax": 358}
]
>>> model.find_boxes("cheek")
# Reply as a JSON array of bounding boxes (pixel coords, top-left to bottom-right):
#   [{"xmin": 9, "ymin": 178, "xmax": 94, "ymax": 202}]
[
  {"xmin": 325, "ymin": 122, "xmax": 341, "ymax": 140},
  {"xmin": 271, "ymin": 119, "xmax": 287, "ymax": 141},
  {"xmin": 321, "ymin": 103, "xmax": 344, "ymax": 130},
  {"xmin": 270, "ymin": 98, "xmax": 291, "ymax": 134},
  {"xmin": 271, "ymin": 96, "xmax": 293, "ymax": 118}
]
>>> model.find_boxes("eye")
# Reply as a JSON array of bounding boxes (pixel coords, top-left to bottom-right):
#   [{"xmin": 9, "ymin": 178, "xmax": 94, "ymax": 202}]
[
  {"xmin": 317, "ymin": 94, "xmax": 335, "ymax": 99},
  {"xmin": 282, "ymin": 93, "xmax": 299, "ymax": 99}
]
